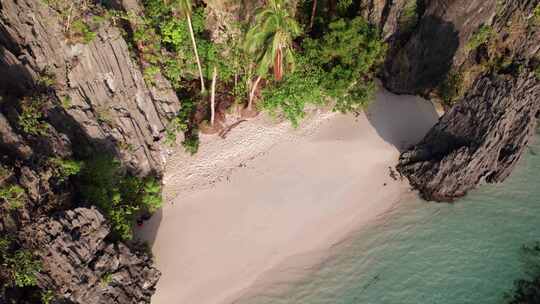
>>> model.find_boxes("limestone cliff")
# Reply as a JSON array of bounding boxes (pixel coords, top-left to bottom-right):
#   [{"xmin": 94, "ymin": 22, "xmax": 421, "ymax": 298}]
[
  {"xmin": 0, "ymin": 0, "xmax": 169, "ymax": 302},
  {"xmin": 20, "ymin": 208, "xmax": 160, "ymax": 304},
  {"xmin": 398, "ymin": 72, "xmax": 540, "ymax": 201},
  {"xmin": 387, "ymin": 0, "xmax": 540, "ymax": 200},
  {"xmin": 0, "ymin": 0, "xmax": 180, "ymax": 175}
]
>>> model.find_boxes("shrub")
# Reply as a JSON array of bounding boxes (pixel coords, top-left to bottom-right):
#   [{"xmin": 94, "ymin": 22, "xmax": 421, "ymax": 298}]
[
  {"xmin": 37, "ymin": 68, "xmax": 57, "ymax": 88},
  {"xmin": 71, "ymin": 20, "xmax": 97, "ymax": 44},
  {"xmin": 49, "ymin": 158, "xmax": 83, "ymax": 182},
  {"xmin": 398, "ymin": 0, "xmax": 419, "ymax": 34},
  {"xmin": 533, "ymin": 4, "xmax": 540, "ymax": 25},
  {"xmin": 438, "ymin": 71, "xmax": 464, "ymax": 105},
  {"xmin": 0, "ymin": 184, "xmax": 25, "ymax": 210},
  {"xmin": 41, "ymin": 290, "xmax": 55, "ymax": 304},
  {"xmin": 61, "ymin": 95, "xmax": 72, "ymax": 109},
  {"xmin": 19, "ymin": 98, "xmax": 49, "ymax": 136},
  {"xmin": 261, "ymin": 59, "xmax": 326, "ymax": 127},
  {"xmin": 5, "ymin": 250, "xmax": 42, "ymax": 287},
  {"xmin": 79, "ymin": 155, "xmax": 162, "ymax": 240},
  {"xmin": 143, "ymin": 65, "xmax": 161, "ymax": 86},
  {"xmin": 182, "ymin": 132, "xmax": 200, "ymax": 155},
  {"xmin": 303, "ymin": 17, "xmax": 386, "ymax": 113},
  {"xmin": 466, "ymin": 25, "xmax": 493, "ymax": 51},
  {"xmin": 100, "ymin": 272, "xmax": 113, "ymax": 287},
  {"xmin": 165, "ymin": 100, "xmax": 202, "ymax": 155}
]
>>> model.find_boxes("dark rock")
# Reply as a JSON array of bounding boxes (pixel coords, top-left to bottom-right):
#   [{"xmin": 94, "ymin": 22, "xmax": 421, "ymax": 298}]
[
  {"xmin": 20, "ymin": 207, "xmax": 160, "ymax": 304},
  {"xmin": 0, "ymin": 0, "xmax": 180, "ymax": 175},
  {"xmin": 397, "ymin": 72, "xmax": 540, "ymax": 201},
  {"xmin": 382, "ymin": 0, "xmax": 497, "ymax": 94}
]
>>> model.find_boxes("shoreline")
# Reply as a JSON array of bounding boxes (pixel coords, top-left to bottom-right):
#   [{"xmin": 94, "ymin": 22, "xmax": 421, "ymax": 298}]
[{"xmin": 137, "ymin": 88, "xmax": 439, "ymax": 304}]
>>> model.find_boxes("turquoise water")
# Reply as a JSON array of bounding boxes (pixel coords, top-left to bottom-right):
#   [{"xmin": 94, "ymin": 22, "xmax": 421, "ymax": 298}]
[{"xmin": 239, "ymin": 133, "xmax": 540, "ymax": 304}]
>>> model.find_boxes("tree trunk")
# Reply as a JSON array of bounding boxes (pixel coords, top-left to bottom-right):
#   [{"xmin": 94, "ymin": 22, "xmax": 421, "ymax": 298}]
[
  {"xmin": 187, "ymin": 14, "xmax": 206, "ymax": 93},
  {"xmin": 274, "ymin": 47, "xmax": 283, "ymax": 81},
  {"xmin": 248, "ymin": 75, "xmax": 263, "ymax": 111},
  {"xmin": 210, "ymin": 66, "xmax": 217, "ymax": 126},
  {"xmin": 309, "ymin": 0, "xmax": 317, "ymax": 30},
  {"xmin": 328, "ymin": 0, "xmax": 337, "ymax": 19}
]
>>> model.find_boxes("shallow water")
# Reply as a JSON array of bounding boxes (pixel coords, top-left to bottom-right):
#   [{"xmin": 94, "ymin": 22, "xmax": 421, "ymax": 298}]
[{"xmin": 239, "ymin": 133, "xmax": 540, "ymax": 304}]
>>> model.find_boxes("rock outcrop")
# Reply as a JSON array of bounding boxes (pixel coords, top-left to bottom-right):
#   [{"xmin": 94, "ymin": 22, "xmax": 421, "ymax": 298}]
[
  {"xmin": 0, "ymin": 0, "xmax": 180, "ymax": 175},
  {"xmin": 398, "ymin": 72, "xmax": 540, "ymax": 201},
  {"xmin": 382, "ymin": 0, "xmax": 497, "ymax": 94},
  {"xmin": 1, "ymin": 0, "xmax": 171, "ymax": 302},
  {"xmin": 388, "ymin": 0, "xmax": 540, "ymax": 200},
  {"xmin": 20, "ymin": 207, "xmax": 160, "ymax": 304}
]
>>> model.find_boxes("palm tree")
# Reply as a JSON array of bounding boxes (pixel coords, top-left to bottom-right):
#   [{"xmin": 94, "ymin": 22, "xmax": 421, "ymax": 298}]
[
  {"xmin": 309, "ymin": 0, "xmax": 318, "ymax": 30},
  {"xmin": 173, "ymin": 0, "xmax": 206, "ymax": 93},
  {"xmin": 244, "ymin": 0, "xmax": 301, "ymax": 110},
  {"xmin": 210, "ymin": 65, "xmax": 217, "ymax": 126}
]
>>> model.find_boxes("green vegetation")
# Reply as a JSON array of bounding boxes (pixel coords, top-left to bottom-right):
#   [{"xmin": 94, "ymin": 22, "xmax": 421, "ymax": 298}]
[
  {"xmin": 261, "ymin": 61, "xmax": 325, "ymax": 127},
  {"xmin": 37, "ymin": 68, "xmax": 57, "ymax": 88},
  {"xmin": 254, "ymin": 11, "xmax": 384, "ymax": 125},
  {"xmin": 78, "ymin": 155, "xmax": 162, "ymax": 240},
  {"xmin": 466, "ymin": 25, "xmax": 493, "ymax": 51},
  {"xmin": 303, "ymin": 17, "xmax": 386, "ymax": 113},
  {"xmin": 60, "ymin": 95, "xmax": 72, "ymax": 109},
  {"xmin": 113, "ymin": 0, "xmax": 385, "ymax": 149},
  {"xmin": 19, "ymin": 98, "xmax": 49, "ymax": 136},
  {"xmin": 0, "ymin": 238, "xmax": 42, "ymax": 288},
  {"xmin": 533, "ymin": 4, "xmax": 540, "ymax": 26},
  {"xmin": 100, "ymin": 272, "xmax": 113, "ymax": 287},
  {"xmin": 506, "ymin": 242, "xmax": 540, "ymax": 303},
  {"xmin": 398, "ymin": 0, "xmax": 419, "ymax": 34},
  {"xmin": 49, "ymin": 158, "xmax": 83, "ymax": 182},
  {"xmin": 8, "ymin": 251, "xmax": 42, "ymax": 287},
  {"xmin": 43, "ymin": 0, "xmax": 103, "ymax": 44},
  {"xmin": 71, "ymin": 20, "xmax": 97, "ymax": 44},
  {"xmin": 245, "ymin": 0, "xmax": 301, "ymax": 81},
  {"xmin": 244, "ymin": 0, "xmax": 302, "ymax": 110},
  {"xmin": 181, "ymin": 132, "xmax": 200, "ymax": 155},
  {"xmin": 41, "ymin": 290, "xmax": 55, "ymax": 304},
  {"xmin": 0, "ymin": 184, "xmax": 25, "ymax": 210},
  {"xmin": 438, "ymin": 71, "xmax": 464, "ymax": 105}
]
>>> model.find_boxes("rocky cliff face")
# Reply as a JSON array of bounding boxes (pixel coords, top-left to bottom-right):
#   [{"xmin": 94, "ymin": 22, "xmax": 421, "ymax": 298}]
[
  {"xmin": 0, "ymin": 0, "xmax": 180, "ymax": 175},
  {"xmin": 398, "ymin": 72, "xmax": 540, "ymax": 201},
  {"xmin": 382, "ymin": 0, "xmax": 497, "ymax": 94},
  {"xmin": 20, "ymin": 208, "xmax": 160, "ymax": 304},
  {"xmin": 385, "ymin": 0, "xmax": 540, "ymax": 200},
  {"xmin": 0, "ymin": 0, "xmax": 169, "ymax": 302}
]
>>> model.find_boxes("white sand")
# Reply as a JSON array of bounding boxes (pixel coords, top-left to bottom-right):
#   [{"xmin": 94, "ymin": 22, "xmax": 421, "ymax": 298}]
[{"xmin": 138, "ymin": 88, "xmax": 439, "ymax": 304}]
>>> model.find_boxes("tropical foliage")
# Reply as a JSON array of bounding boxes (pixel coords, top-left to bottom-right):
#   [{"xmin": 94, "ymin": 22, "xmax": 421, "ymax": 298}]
[
  {"xmin": 244, "ymin": 0, "xmax": 302, "ymax": 81},
  {"xmin": 78, "ymin": 155, "xmax": 163, "ymax": 240},
  {"xmin": 0, "ymin": 237, "xmax": 42, "ymax": 288}
]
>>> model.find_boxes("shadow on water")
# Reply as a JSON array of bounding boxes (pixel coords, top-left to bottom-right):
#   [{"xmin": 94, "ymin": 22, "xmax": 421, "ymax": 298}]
[{"xmin": 366, "ymin": 88, "xmax": 440, "ymax": 152}]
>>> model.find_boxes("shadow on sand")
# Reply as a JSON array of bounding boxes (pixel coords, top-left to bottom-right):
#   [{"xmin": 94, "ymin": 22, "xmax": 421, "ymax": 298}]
[
  {"xmin": 366, "ymin": 88, "xmax": 440, "ymax": 152},
  {"xmin": 135, "ymin": 208, "xmax": 163, "ymax": 247}
]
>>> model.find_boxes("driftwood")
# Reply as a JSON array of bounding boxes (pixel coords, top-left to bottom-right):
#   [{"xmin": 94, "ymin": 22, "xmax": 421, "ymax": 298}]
[{"xmin": 219, "ymin": 119, "xmax": 247, "ymax": 139}]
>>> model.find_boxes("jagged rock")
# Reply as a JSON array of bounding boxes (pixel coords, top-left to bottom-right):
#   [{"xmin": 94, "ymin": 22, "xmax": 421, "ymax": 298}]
[
  {"xmin": 20, "ymin": 207, "xmax": 160, "ymax": 304},
  {"xmin": 382, "ymin": 0, "xmax": 497, "ymax": 94},
  {"xmin": 397, "ymin": 72, "xmax": 540, "ymax": 201},
  {"xmin": 357, "ymin": 0, "xmax": 409, "ymax": 39},
  {"xmin": 0, "ymin": 0, "xmax": 180, "ymax": 175}
]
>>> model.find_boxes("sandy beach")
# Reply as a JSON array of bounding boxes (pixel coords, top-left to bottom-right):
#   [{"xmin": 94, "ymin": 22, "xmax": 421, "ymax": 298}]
[{"xmin": 138, "ymin": 88, "xmax": 439, "ymax": 304}]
